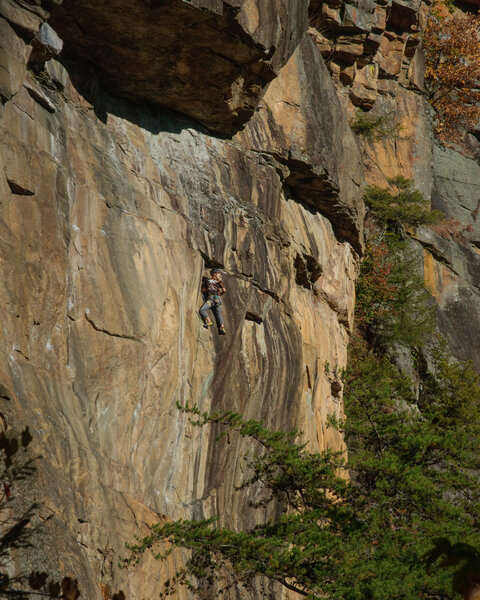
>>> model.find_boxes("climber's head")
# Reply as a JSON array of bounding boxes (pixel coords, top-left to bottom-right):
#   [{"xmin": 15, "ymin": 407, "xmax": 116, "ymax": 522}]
[{"xmin": 210, "ymin": 268, "xmax": 222, "ymax": 280}]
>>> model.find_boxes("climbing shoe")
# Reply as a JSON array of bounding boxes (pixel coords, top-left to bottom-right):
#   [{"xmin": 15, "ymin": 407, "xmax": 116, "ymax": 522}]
[
  {"xmin": 204, "ymin": 320, "xmax": 213, "ymax": 328},
  {"xmin": 219, "ymin": 325, "xmax": 226, "ymax": 335}
]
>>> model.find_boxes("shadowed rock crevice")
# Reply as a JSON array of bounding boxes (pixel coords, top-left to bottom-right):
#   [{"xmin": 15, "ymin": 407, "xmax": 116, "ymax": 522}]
[
  {"xmin": 199, "ymin": 251, "xmax": 225, "ymax": 271},
  {"xmin": 6, "ymin": 177, "xmax": 35, "ymax": 195},
  {"xmin": 294, "ymin": 252, "xmax": 323, "ymax": 289},
  {"xmin": 84, "ymin": 312, "xmax": 145, "ymax": 343},
  {"xmin": 245, "ymin": 311, "xmax": 263, "ymax": 323}
]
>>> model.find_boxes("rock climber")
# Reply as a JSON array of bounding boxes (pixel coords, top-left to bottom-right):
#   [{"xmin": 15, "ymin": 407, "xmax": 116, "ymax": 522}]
[{"xmin": 200, "ymin": 268, "xmax": 226, "ymax": 335}]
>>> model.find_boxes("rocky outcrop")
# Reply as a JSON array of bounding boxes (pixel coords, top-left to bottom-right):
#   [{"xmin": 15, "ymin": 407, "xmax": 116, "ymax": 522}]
[
  {"xmin": 0, "ymin": 0, "xmax": 62, "ymax": 100},
  {"xmin": 5, "ymin": 0, "xmax": 480, "ymax": 597},
  {"xmin": 49, "ymin": 0, "xmax": 309, "ymax": 133},
  {"xmin": 0, "ymin": 1, "xmax": 363, "ymax": 598},
  {"xmin": 309, "ymin": 0, "xmax": 430, "ymax": 109},
  {"xmin": 309, "ymin": 0, "xmax": 480, "ymax": 371}
]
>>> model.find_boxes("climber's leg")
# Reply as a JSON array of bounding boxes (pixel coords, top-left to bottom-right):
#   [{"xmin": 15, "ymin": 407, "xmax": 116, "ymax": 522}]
[
  {"xmin": 199, "ymin": 300, "xmax": 213, "ymax": 326},
  {"xmin": 211, "ymin": 300, "xmax": 225, "ymax": 331}
]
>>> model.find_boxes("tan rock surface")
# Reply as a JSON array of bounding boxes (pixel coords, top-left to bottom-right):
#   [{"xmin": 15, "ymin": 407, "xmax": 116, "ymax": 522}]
[
  {"xmin": 309, "ymin": 0, "xmax": 429, "ymax": 110},
  {"xmin": 4, "ymin": 0, "xmax": 480, "ymax": 597},
  {"xmin": 237, "ymin": 33, "xmax": 365, "ymax": 253},
  {"xmin": 0, "ymin": 5, "xmax": 363, "ymax": 598},
  {"xmin": 359, "ymin": 86, "xmax": 433, "ymax": 195},
  {"xmin": 355, "ymin": 82, "xmax": 480, "ymax": 372},
  {"xmin": 0, "ymin": 17, "xmax": 31, "ymax": 100}
]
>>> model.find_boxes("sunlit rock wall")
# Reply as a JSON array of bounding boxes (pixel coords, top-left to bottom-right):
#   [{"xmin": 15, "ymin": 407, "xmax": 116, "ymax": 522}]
[{"xmin": 0, "ymin": 1, "xmax": 364, "ymax": 597}]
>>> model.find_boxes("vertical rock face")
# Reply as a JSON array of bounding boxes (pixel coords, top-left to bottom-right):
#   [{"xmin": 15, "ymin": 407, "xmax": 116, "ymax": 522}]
[
  {"xmin": 416, "ymin": 147, "xmax": 480, "ymax": 369},
  {"xmin": 3, "ymin": 0, "xmax": 480, "ymax": 596},
  {"xmin": 356, "ymin": 93, "xmax": 480, "ymax": 370},
  {"xmin": 0, "ymin": 1, "xmax": 363, "ymax": 598},
  {"xmin": 351, "ymin": 68, "xmax": 480, "ymax": 370},
  {"xmin": 237, "ymin": 34, "xmax": 364, "ymax": 252}
]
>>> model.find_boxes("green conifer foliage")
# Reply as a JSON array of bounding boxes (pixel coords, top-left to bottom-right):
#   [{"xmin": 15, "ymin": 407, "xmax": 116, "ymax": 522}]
[
  {"xmin": 349, "ymin": 110, "xmax": 403, "ymax": 142},
  {"xmin": 340, "ymin": 337, "xmax": 480, "ymax": 599},
  {"xmin": 124, "ymin": 360, "xmax": 480, "ymax": 599},
  {"xmin": 125, "ymin": 407, "xmax": 356, "ymax": 599},
  {"xmin": 357, "ymin": 178, "xmax": 438, "ymax": 349},
  {"xmin": 355, "ymin": 239, "xmax": 435, "ymax": 349},
  {"xmin": 364, "ymin": 177, "xmax": 443, "ymax": 230}
]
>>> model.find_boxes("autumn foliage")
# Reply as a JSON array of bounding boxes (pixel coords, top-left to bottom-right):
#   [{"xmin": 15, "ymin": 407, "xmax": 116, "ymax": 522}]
[
  {"xmin": 431, "ymin": 216, "xmax": 475, "ymax": 245},
  {"xmin": 424, "ymin": 4, "xmax": 480, "ymax": 140},
  {"xmin": 355, "ymin": 242, "xmax": 397, "ymax": 329}
]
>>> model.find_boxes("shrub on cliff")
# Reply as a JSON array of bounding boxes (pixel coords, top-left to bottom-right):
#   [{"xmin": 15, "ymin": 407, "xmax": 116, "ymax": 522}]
[
  {"xmin": 350, "ymin": 110, "xmax": 402, "ymax": 142},
  {"xmin": 125, "ymin": 406, "xmax": 355, "ymax": 599},
  {"xmin": 355, "ymin": 238, "xmax": 434, "ymax": 349},
  {"xmin": 364, "ymin": 177, "xmax": 442, "ymax": 230}
]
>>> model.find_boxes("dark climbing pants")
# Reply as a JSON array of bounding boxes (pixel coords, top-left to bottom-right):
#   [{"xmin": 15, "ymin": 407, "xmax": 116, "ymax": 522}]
[{"xmin": 199, "ymin": 295, "xmax": 224, "ymax": 328}]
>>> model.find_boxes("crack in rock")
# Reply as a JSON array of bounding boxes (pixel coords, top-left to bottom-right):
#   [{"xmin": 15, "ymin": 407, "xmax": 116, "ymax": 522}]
[{"xmin": 84, "ymin": 312, "xmax": 144, "ymax": 343}]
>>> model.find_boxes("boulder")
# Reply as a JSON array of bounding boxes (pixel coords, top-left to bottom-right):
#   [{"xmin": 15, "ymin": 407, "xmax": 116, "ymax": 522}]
[
  {"xmin": 375, "ymin": 31, "xmax": 406, "ymax": 77},
  {"xmin": 372, "ymin": 7, "xmax": 387, "ymax": 32},
  {"xmin": 23, "ymin": 74, "xmax": 56, "ymax": 111},
  {"xmin": 0, "ymin": 1, "xmax": 59, "ymax": 101},
  {"xmin": 334, "ymin": 35, "xmax": 366, "ymax": 62},
  {"xmin": 0, "ymin": 0, "xmax": 45, "ymax": 36},
  {"xmin": 407, "ymin": 42, "xmax": 425, "ymax": 92},
  {"xmin": 321, "ymin": 3, "xmax": 342, "ymax": 26},
  {"xmin": 342, "ymin": 1, "xmax": 376, "ymax": 32},
  {"xmin": 350, "ymin": 63, "xmax": 378, "ymax": 108},
  {"xmin": 387, "ymin": 0, "xmax": 421, "ymax": 29},
  {"xmin": 29, "ymin": 22, "xmax": 63, "ymax": 64}
]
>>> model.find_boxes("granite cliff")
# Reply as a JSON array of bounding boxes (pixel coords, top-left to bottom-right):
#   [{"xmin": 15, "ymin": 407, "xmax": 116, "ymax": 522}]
[
  {"xmin": 1, "ymin": 0, "xmax": 480, "ymax": 598},
  {"xmin": 0, "ymin": 1, "xmax": 363, "ymax": 597}
]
